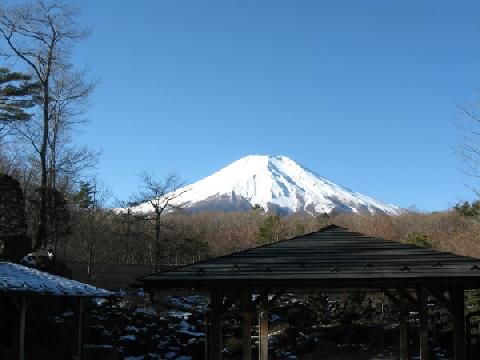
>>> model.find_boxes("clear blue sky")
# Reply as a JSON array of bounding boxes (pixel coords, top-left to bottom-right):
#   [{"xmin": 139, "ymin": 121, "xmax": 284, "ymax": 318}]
[{"xmin": 73, "ymin": 0, "xmax": 480, "ymax": 211}]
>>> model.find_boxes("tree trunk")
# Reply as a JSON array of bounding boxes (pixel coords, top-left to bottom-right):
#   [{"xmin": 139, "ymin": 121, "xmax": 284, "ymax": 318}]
[
  {"xmin": 87, "ymin": 194, "xmax": 96, "ymax": 281},
  {"xmin": 87, "ymin": 220, "xmax": 94, "ymax": 281},
  {"xmin": 35, "ymin": 83, "xmax": 49, "ymax": 249},
  {"xmin": 153, "ymin": 214, "xmax": 160, "ymax": 273}
]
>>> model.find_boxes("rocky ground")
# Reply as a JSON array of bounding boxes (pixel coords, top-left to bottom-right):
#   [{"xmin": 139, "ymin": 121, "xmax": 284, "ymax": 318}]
[{"xmin": 81, "ymin": 291, "xmax": 459, "ymax": 360}]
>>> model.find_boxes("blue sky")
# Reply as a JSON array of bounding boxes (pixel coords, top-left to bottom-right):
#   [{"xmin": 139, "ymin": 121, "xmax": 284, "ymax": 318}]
[{"xmin": 72, "ymin": 0, "xmax": 480, "ymax": 211}]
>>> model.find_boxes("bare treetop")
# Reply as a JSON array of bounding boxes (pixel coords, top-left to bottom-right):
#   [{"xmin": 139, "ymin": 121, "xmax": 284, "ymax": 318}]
[
  {"xmin": 0, "ymin": 0, "xmax": 88, "ymax": 79},
  {"xmin": 135, "ymin": 172, "xmax": 186, "ymax": 214},
  {"xmin": 457, "ymin": 94, "xmax": 480, "ymax": 184},
  {"xmin": 131, "ymin": 172, "xmax": 188, "ymax": 272}
]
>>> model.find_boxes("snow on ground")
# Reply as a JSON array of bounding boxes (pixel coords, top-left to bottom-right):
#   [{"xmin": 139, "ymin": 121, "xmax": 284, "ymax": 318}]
[
  {"xmin": 87, "ymin": 291, "xmax": 208, "ymax": 360},
  {"xmin": 86, "ymin": 291, "xmax": 453, "ymax": 360}
]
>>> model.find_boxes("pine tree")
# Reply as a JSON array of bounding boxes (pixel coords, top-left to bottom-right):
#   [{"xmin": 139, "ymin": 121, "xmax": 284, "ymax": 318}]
[
  {"xmin": 259, "ymin": 215, "xmax": 283, "ymax": 244},
  {"xmin": 454, "ymin": 200, "xmax": 480, "ymax": 217},
  {"xmin": 0, "ymin": 67, "xmax": 38, "ymax": 123},
  {"xmin": 74, "ymin": 182, "xmax": 95, "ymax": 210},
  {"xmin": 73, "ymin": 181, "xmax": 101, "ymax": 280}
]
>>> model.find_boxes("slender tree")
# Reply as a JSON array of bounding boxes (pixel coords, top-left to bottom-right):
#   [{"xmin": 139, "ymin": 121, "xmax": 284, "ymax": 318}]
[
  {"xmin": 0, "ymin": 0, "xmax": 90, "ymax": 248},
  {"xmin": 114, "ymin": 199, "xmax": 146, "ymax": 263},
  {"xmin": 73, "ymin": 179, "xmax": 109, "ymax": 280},
  {"xmin": 132, "ymin": 173, "xmax": 187, "ymax": 272},
  {"xmin": 48, "ymin": 67, "xmax": 96, "ymax": 191},
  {"xmin": 46, "ymin": 188, "xmax": 70, "ymax": 253}
]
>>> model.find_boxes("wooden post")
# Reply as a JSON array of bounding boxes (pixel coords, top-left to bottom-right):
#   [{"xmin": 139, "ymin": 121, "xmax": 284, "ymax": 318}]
[
  {"xmin": 18, "ymin": 296, "xmax": 27, "ymax": 360},
  {"xmin": 450, "ymin": 288, "xmax": 466, "ymax": 360},
  {"xmin": 208, "ymin": 290, "xmax": 223, "ymax": 360},
  {"xmin": 258, "ymin": 292, "xmax": 268, "ymax": 360},
  {"xmin": 77, "ymin": 298, "xmax": 85, "ymax": 360},
  {"xmin": 399, "ymin": 293, "xmax": 409, "ymax": 360},
  {"xmin": 417, "ymin": 287, "xmax": 429, "ymax": 360},
  {"xmin": 466, "ymin": 315, "xmax": 471, "ymax": 360},
  {"xmin": 242, "ymin": 291, "xmax": 252, "ymax": 360},
  {"xmin": 204, "ymin": 312, "xmax": 209, "ymax": 360}
]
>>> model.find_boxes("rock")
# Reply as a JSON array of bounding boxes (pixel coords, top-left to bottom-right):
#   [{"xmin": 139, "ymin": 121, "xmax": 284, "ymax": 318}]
[{"xmin": 83, "ymin": 344, "xmax": 117, "ymax": 360}]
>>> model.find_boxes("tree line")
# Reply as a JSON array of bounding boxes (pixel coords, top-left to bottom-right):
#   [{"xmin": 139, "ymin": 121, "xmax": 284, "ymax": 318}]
[{"xmin": 37, "ymin": 203, "xmax": 480, "ymax": 279}]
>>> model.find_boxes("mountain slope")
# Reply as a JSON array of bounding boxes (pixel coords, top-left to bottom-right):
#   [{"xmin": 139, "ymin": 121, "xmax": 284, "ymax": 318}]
[{"xmin": 134, "ymin": 155, "xmax": 402, "ymax": 215}]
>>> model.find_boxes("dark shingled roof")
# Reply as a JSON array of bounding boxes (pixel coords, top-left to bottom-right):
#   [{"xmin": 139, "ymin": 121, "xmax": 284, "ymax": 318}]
[{"xmin": 139, "ymin": 225, "xmax": 480, "ymax": 291}]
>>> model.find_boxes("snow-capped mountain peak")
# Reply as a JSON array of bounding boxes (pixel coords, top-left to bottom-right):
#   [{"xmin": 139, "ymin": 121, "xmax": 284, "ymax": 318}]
[{"xmin": 134, "ymin": 155, "xmax": 402, "ymax": 215}]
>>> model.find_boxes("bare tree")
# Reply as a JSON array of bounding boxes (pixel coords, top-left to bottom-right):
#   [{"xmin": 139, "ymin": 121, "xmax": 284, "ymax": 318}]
[
  {"xmin": 114, "ymin": 199, "xmax": 146, "ymax": 263},
  {"xmin": 48, "ymin": 67, "xmax": 96, "ymax": 190},
  {"xmin": 132, "ymin": 173, "xmax": 187, "ymax": 273},
  {"xmin": 0, "ymin": 0, "xmax": 91, "ymax": 248},
  {"xmin": 457, "ymin": 94, "xmax": 480, "ymax": 187}
]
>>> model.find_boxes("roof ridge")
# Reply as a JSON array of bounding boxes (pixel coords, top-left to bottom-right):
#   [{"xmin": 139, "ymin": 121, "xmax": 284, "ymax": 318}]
[
  {"xmin": 318, "ymin": 224, "xmax": 347, "ymax": 232},
  {"xmin": 137, "ymin": 227, "xmax": 335, "ymax": 280}
]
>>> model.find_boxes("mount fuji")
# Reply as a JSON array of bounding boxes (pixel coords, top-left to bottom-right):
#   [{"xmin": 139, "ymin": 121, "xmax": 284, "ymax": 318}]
[{"xmin": 134, "ymin": 155, "xmax": 402, "ymax": 215}]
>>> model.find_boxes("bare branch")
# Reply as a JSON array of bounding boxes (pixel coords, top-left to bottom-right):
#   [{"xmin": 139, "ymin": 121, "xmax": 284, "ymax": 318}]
[{"xmin": 457, "ymin": 92, "xmax": 480, "ymax": 188}]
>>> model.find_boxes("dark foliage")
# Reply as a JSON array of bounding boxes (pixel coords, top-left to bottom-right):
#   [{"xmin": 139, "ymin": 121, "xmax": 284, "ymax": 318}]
[
  {"xmin": 454, "ymin": 200, "xmax": 480, "ymax": 217},
  {"xmin": 0, "ymin": 173, "xmax": 31, "ymax": 261},
  {"xmin": 259, "ymin": 215, "xmax": 283, "ymax": 244},
  {"xmin": 47, "ymin": 189, "xmax": 71, "ymax": 252}
]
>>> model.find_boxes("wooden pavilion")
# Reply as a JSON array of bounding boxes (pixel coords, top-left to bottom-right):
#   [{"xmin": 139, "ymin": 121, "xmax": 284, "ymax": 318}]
[
  {"xmin": 0, "ymin": 261, "xmax": 112, "ymax": 360},
  {"xmin": 139, "ymin": 224, "xmax": 480, "ymax": 360}
]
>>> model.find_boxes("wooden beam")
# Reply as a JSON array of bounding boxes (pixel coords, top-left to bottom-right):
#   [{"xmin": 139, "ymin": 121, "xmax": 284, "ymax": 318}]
[
  {"xmin": 399, "ymin": 293, "xmax": 409, "ymax": 360},
  {"xmin": 77, "ymin": 298, "xmax": 85, "ymax": 360},
  {"xmin": 425, "ymin": 287, "xmax": 453, "ymax": 313},
  {"xmin": 208, "ymin": 290, "xmax": 223, "ymax": 360},
  {"xmin": 18, "ymin": 296, "xmax": 27, "ymax": 360},
  {"xmin": 466, "ymin": 313, "xmax": 472, "ymax": 360},
  {"xmin": 258, "ymin": 291, "xmax": 268, "ymax": 360},
  {"xmin": 398, "ymin": 289, "xmax": 419, "ymax": 311},
  {"xmin": 450, "ymin": 288, "xmax": 466, "ymax": 360},
  {"xmin": 204, "ymin": 313, "xmax": 209, "ymax": 360},
  {"xmin": 417, "ymin": 287, "xmax": 429, "ymax": 360},
  {"xmin": 382, "ymin": 289, "xmax": 400, "ymax": 306},
  {"xmin": 242, "ymin": 291, "xmax": 252, "ymax": 360}
]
